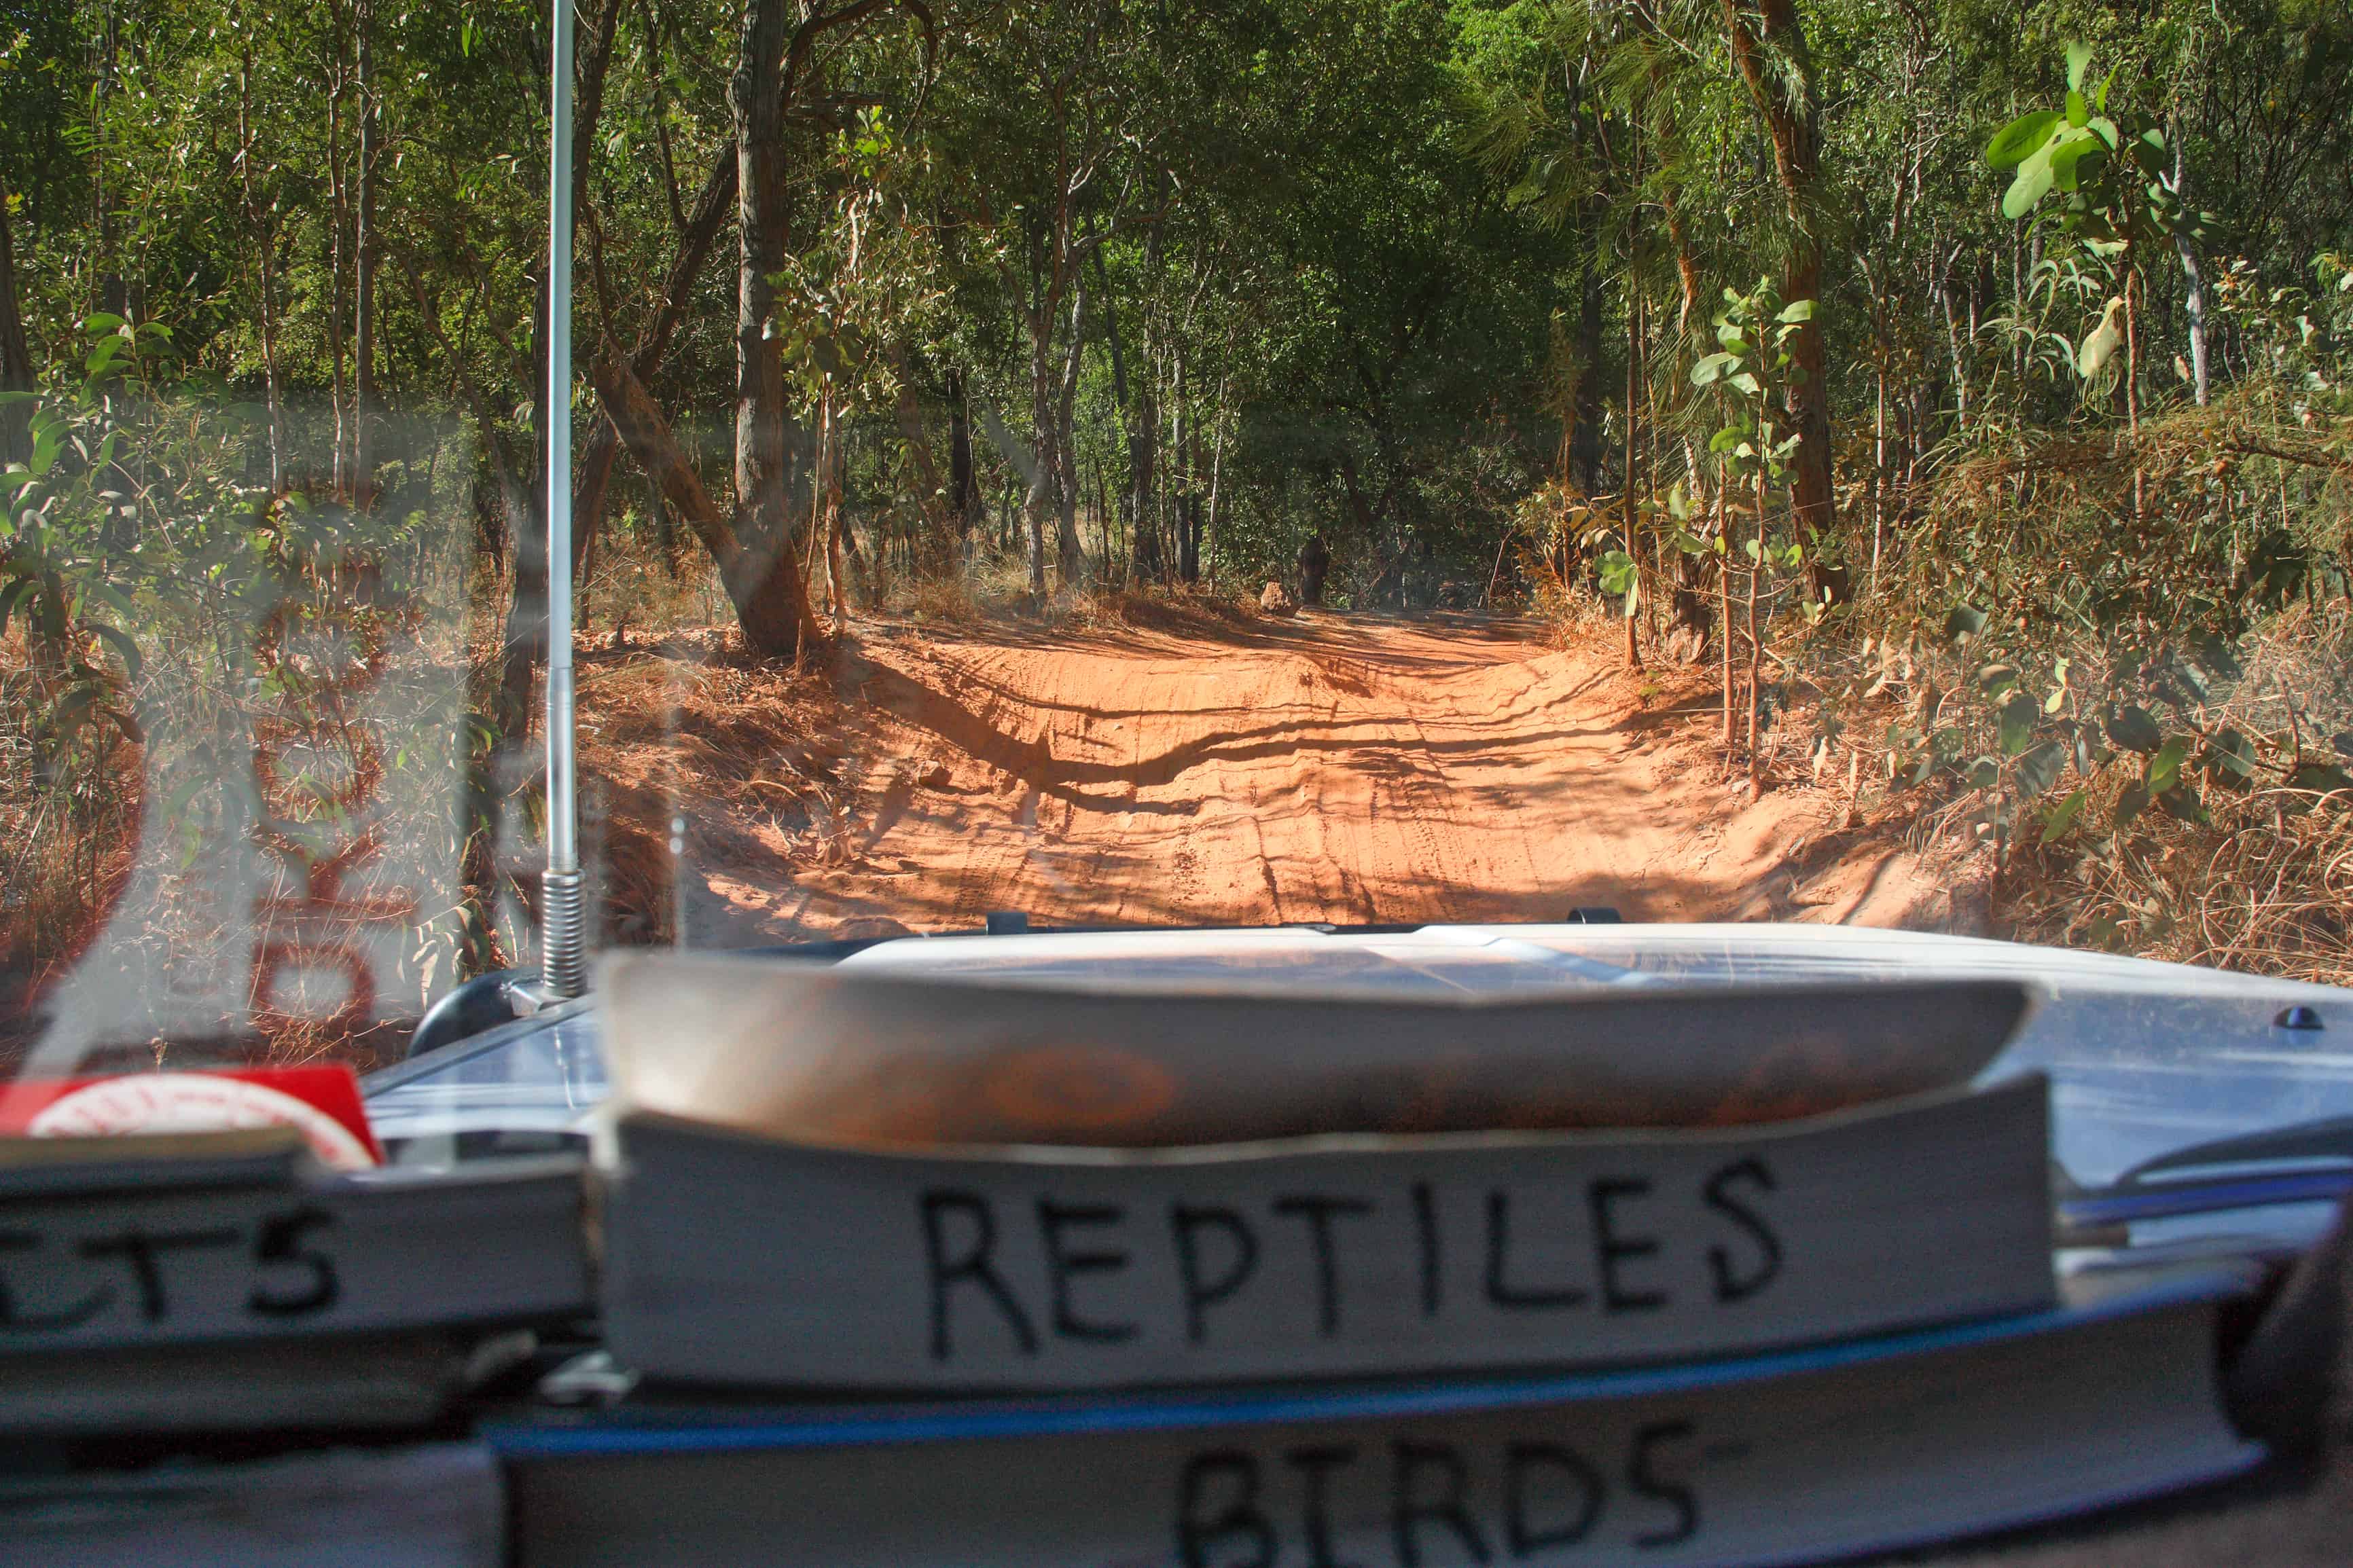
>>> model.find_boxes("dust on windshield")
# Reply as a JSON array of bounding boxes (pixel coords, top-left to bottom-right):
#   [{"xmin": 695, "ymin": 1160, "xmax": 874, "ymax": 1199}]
[{"xmin": 2, "ymin": 1, "xmax": 2348, "ymax": 1078}]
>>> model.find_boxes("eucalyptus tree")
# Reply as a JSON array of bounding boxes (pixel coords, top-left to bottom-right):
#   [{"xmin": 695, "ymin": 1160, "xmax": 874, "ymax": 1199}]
[
  {"xmin": 920, "ymin": 1, "xmax": 1151, "ymax": 596},
  {"xmin": 1691, "ymin": 276, "xmax": 1816, "ymax": 773},
  {"xmin": 0, "ymin": 179, "xmax": 31, "ymax": 464},
  {"xmin": 1202, "ymin": 0, "xmax": 1568, "ymax": 608},
  {"xmin": 1716, "ymin": 0, "xmax": 1835, "ymax": 564},
  {"xmin": 1986, "ymin": 43, "xmax": 2218, "ymax": 450},
  {"xmin": 1460, "ymin": 0, "xmax": 1746, "ymax": 650},
  {"xmin": 725, "ymin": 0, "xmax": 908, "ymax": 649}
]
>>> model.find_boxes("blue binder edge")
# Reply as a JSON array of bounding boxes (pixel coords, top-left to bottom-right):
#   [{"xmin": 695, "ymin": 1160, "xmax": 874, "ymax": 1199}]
[{"xmin": 486, "ymin": 1260, "xmax": 2251, "ymax": 1459}]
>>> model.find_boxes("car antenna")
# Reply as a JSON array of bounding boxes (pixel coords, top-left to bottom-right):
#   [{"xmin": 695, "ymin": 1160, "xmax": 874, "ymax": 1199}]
[{"xmin": 539, "ymin": 0, "xmax": 584, "ymax": 1002}]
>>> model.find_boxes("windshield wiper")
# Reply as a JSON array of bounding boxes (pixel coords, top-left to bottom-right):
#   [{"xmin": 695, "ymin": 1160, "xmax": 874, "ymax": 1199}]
[{"xmin": 2060, "ymin": 1116, "xmax": 2353, "ymax": 1237}]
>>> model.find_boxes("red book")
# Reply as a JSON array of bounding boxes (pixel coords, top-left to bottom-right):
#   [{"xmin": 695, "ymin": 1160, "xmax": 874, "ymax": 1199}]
[{"xmin": 0, "ymin": 1066, "xmax": 383, "ymax": 1169}]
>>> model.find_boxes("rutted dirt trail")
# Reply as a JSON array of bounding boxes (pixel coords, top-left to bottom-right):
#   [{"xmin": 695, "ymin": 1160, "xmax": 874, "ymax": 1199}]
[{"xmin": 629, "ymin": 606, "xmax": 1977, "ymax": 945}]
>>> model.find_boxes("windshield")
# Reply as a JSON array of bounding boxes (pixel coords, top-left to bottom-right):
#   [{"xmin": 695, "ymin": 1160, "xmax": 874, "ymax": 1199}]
[{"xmin": 2, "ymin": 0, "xmax": 2349, "ymax": 1085}]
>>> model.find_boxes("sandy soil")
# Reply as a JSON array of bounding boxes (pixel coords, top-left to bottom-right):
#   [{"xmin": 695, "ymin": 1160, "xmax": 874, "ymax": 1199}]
[{"xmin": 589, "ymin": 604, "xmax": 1983, "ymax": 948}]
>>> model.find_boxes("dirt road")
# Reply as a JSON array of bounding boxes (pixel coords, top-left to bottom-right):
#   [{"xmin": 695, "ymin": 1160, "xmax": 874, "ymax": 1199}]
[{"xmin": 641, "ymin": 605, "xmax": 1977, "ymax": 945}]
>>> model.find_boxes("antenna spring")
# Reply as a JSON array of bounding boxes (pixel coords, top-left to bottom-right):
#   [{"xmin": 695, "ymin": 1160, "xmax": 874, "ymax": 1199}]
[{"xmin": 541, "ymin": 869, "xmax": 587, "ymax": 1000}]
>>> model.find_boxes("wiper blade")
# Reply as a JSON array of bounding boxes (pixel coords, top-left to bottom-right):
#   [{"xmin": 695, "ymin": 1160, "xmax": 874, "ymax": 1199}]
[
  {"xmin": 2061, "ymin": 1169, "xmax": 2353, "ymax": 1236},
  {"xmin": 2058, "ymin": 1117, "xmax": 2353, "ymax": 1241},
  {"xmin": 2118, "ymin": 1116, "xmax": 2353, "ymax": 1188}
]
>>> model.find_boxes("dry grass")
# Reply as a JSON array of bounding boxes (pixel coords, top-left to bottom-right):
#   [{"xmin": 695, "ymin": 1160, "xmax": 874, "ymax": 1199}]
[
  {"xmin": 572, "ymin": 632, "xmax": 858, "ymax": 948},
  {"xmin": 1551, "ymin": 562, "xmax": 2353, "ymax": 987},
  {"xmin": 1999, "ymin": 609, "xmax": 2353, "ymax": 987},
  {"xmin": 0, "ymin": 641, "xmax": 143, "ymax": 1063},
  {"xmin": 1778, "ymin": 605, "xmax": 2353, "ymax": 985},
  {"xmin": 2003, "ymin": 782, "xmax": 2352, "ymax": 985},
  {"xmin": 578, "ymin": 534, "xmax": 734, "ymax": 644}
]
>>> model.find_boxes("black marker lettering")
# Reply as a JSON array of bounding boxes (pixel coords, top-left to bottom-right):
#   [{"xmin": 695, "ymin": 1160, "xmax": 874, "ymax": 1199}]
[
  {"xmin": 249, "ymin": 1207, "xmax": 340, "ymax": 1316},
  {"xmin": 1172, "ymin": 1205, "xmax": 1259, "ymax": 1345},
  {"xmin": 919, "ymin": 1190, "xmax": 1037, "ymax": 1360},
  {"xmin": 1503, "ymin": 1442, "xmax": 1604, "ymax": 1558},
  {"xmin": 1177, "ymin": 1451, "xmax": 1276, "ymax": 1568},
  {"xmin": 0, "ymin": 1233, "xmax": 111, "ymax": 1331},
  {"xmin": 1287, "ymin": 1444, "xmax": 1363, "ymax": 1568},
  {"xmin": 1587, "ymin": 1178, "xmax": 1667, "ymax": 1313},
  {"xmin": 1627, "ymin": 1421, "xmax": 1699, "ymax": 1548},
  {"xmin": 1484, "ymin": 1191, "xmax": 1587, "ymax": 1311},
  {"xmin": 1273, "ymin": 1196, "xmax": 1373, "ymax": 1338},
  {"xmin": 1412, "ymin": 1182, "xmax": 1442, "ymax": 1319},
  {"xmin": 1392, "ymin": 1442, "xmax": 1491, "ymax": 1567},
  {"xmin": 77, "ymin": 1227, "xmax": 239, "ymax": 1323},
  {"xmin": 1037, "ymin": 1200, "xmax": 1137, "ymax": 1343},
  {"xmin": 1702, "ymin": 1159, "xmax": 1782, "ymax": 1304}
]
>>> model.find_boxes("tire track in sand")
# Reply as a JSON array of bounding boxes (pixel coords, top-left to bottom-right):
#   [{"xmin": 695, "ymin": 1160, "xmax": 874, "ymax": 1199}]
[{"xmin": 683, "ymin": 608, "xmax": 1958, "ymax": 941}]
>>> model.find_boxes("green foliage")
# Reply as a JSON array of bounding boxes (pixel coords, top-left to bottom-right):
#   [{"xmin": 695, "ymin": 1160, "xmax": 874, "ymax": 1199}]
[
  {"xmin": 1692, "ymin": 278, "xmax": 1820, "ymax": 622},
  {"xmin": 3, "ymin": 317, "xmax": 194, "ymax": 773},
  {"xmin": 1986, "ymin": 43, "xmax": 2216, "ymax": 251},
  {"xmin": 1693, "ymin": 280, "xmax": 1814, "ymax": 480},
  {"xmin": 1871, "ymin": 251, "xmax": 2352, "ymax": 866}
]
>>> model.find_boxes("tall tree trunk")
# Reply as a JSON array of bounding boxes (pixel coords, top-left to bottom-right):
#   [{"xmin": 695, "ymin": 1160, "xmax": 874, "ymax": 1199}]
[
  {"xmin": 1054, "ymin": 268, "xmax": 1087, "ymax": 586},
  {"xmin": 1092, "ymin": 240, "xmax": 1128, "ymax": 409},
  {"xmin": 1723, "ymin": 0, "xmax": 1833, "ymax": 549},
  {"xmin": 1337, "ymin": 452, "xmax": 1380, "ymax": 570},
  {"xmin": 93, "ymin": 0, "xmax": 125, "ymax": 320},
  {"xmin": 353, "ymin": 0, "xmax": 376, "ymax": 496},
  {"xmin": 1662, "ymin": 192, "xmax": 1713, "ymax": 654},
  {"xmin": 2175, "ymin": 238, "xmax": 2210, "ymax": 410},
  {"xmin": 325, "ymin": 35, "xmax": 350, "ymax": 495},
  {"xmin": 2123, "ymin": 253, "xmax": 2144, "ymax": 522},
  {"xmin": 946, "ymin": 368, "xmax": 977, "ymax": 539},
  {"xmin": 1299, "ymin": 532, "xmax": 1330, "ymax": 605},
  {"xmin": 573, "ymin": 0, "xmax": 627, "ymax": 211},
  {"xmin": 2171, "ymin": 137, "xmax": 2209, "ymax": 407},
  {"xmin": 1660, "ymin": 188, "xmax": 1702, "ymax": 340},
  {"xmin": 820, "ymin": 387, "xmax": 846, "ymax": 630},
  {"xmin": 569, "ymin": 432, "xmax": 619, "ymax": 587},
  {"xmin": 1096, "ymin": 227, "xmax": 1161, "ymax": 583},
  {"xmin": 1747, "ymin": 465, "xmax": 1765, "ymax": 788},
  {"xmin": 236, "ymin": 53, "xmax": 287, "ymax": 488},
  {"xmin": 1130, "ymin": 335, "xmax": 1163, "ymax": 582},
  {"xmin": 1203, "ymin": 371, "xmax": 1227, "ymax": 579},
  {"xmin": 1871, "ymin": 367, "xmax": 1887, "ymax": 591},
  {"xmin": 1570, "ymin": 261, "xmax": 1606, "ymax": 495},
  {"xmin": 0, "ymin": 169, "xmax": 33, "ymax": 466},
  {"xmin": 559, "ymin": 0, "xmax": 632, "ymax": 574},
  {"xmin": 647, "ymin": 466, "xmax": 678, "ymax": 572},
  {"xmin": 255, "ymin": 229, "xmax": 287, "ymax": 491},
  {"xmin": 1020, "ymin": 292, "xmax": 1057, "ymax": 600},
  {"xmin": 1623, "ymin": 268, "xmax": 1645, "ymax": 672},
  {"xmin": 1172, "ymin": 350, "xmax": 1197, "ymax": 583},
  {"xmin": 495, "ymin": 274, "xmax": 553, "ymax": 738},
  {"xmin": 1717, "ymin": 478, "xmax": 1734, "ymax": 748},
  {"xmin": 888, "ymin": 346, "xmax": 952, "ymax": 568},
  {"xmin": 1937, "ymin": 245, "xmax": 1966, "ymax": 433},
  {"xmin": 728, "ymin": 0, "xmax": 823, "ymax": 655}
]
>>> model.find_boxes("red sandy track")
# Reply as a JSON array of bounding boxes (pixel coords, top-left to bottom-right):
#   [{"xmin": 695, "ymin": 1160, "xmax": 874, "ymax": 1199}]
[{"xmin": 664, "ymin": 606, "xmax": 1977, "ymax": 945}]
